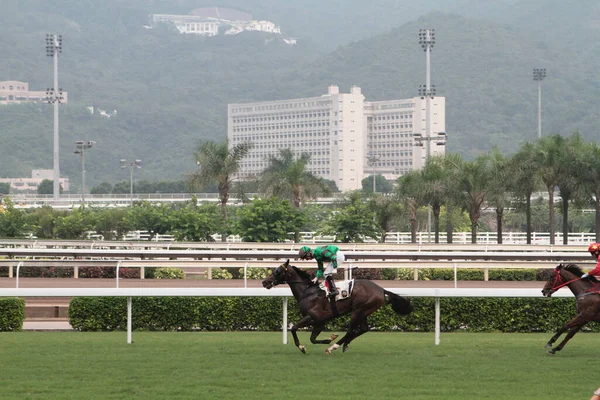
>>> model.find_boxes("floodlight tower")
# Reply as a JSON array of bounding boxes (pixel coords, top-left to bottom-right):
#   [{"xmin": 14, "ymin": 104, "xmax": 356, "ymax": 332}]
[
  {"xmin": 74, "ymin": 141, "xmax": 96, "ymax": 203},
  {"xmin": 45, "ymin": 33, "xmax": 64, "ymax": 200},
  {"xmin": 533, "ymin": 68, "xmax": 546, "ymax": 139},
  {"xmin": 121, "ymin": 159, "xmax": 142, "ymax": 207},
  {"xmin": 418, "ymin": 28, "xmax": 435, "ymax": 242}
]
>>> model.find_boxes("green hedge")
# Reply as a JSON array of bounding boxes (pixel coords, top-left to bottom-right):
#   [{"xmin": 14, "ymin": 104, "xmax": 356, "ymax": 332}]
[
  {"xmin": 396, "ymin": 268, "xmax": 544, "ymax": 281},
  {"xmin": 68, "ymin": 296, "xmax": 592, "ymax": 333},
  {"xmin": 0, "ymin": 298, "xmax": 25, "ymax": 331}
]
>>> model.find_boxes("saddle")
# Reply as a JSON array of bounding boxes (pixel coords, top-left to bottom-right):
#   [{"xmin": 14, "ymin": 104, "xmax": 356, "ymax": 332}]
[{"xmin": 318, "ymin": 280, "xmax": 354, "ymax": 302}]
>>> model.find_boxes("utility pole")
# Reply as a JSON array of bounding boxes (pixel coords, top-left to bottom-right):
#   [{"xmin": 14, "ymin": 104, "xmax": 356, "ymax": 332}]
[{"xmin": 533, "ymin": 68, "xmax": 546, "ymax": 139}]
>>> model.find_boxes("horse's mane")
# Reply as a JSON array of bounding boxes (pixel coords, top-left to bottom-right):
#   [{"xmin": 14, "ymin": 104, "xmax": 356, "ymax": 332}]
[
  {"xmin": 561, "ymin": 263, "xmax": 585, "ymax": 277},
  {"xmin": 291, "ymin": 265, "xmax": 312, "ymax": 281}
]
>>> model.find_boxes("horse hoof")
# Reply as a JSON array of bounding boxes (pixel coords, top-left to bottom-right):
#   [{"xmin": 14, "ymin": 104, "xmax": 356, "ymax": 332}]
[
  {"xmin": 547, "ymin": 349, "xmax": 555, "ymax": 355},
  {"xmin": 544, "ymin": 343, "xmax": 552, "ymax": 349},
  {"xmin": 343, "ymin": 345, "xmax": 349, "ymax": 353},
  {"xmin": 298, "ymin": 346, "xmax": 306, "ymax": 354},
  {"xmin": 325, "ymin": 349, "xmax": 332, "ymax": 355}
]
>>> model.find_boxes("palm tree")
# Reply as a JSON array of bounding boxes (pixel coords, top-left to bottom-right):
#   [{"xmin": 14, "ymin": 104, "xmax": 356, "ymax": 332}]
[
  {"xmin": 421, "ymin": 155, "xmax": 458, "ymax": 243},
  {"xmin": 396, "ymin": 170, "xmax": 427, "ymax": 243},
  {"xmin": 535, "ymin": 135, "xmax": 567, "ymax": 245},
  {"xmin": 188, "ymin": 139, "xmax": 252, "ymax": 241},
  {"xmin": 453, "ymin": 153, "xmax": 494, "ymax": 244},
  {"xmin": 487, "ymin": 148, "xmax": 511, "ymax": 244},
  {"xmin": 369, "ymin": 194, "xmax": 403, "ymax": 243},
  {"xmin": 576, "ymin": 142, "xmax": 600, "ymax": 241},
  {"xmin": 509, "ymin": 142, "xmax": 541, "ymax": 244},
  {"xmin": 555, "ymin": 133, "xmax": 587, "ymax": 244},
  {"xmin": 259, "ymin": 148, "xmax": 331, "ymax": 209}
]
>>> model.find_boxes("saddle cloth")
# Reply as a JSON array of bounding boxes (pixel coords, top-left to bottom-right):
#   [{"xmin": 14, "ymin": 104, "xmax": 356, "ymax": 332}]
[{"xmin": 319, "ymin": 280, "xmax": 354, "ymax": 302}]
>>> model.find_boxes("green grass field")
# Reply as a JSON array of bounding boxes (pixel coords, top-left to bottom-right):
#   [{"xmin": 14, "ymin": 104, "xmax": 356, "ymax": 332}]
[{"xmin": 0, "ymin": 331, "xmax": 596, "ymax": 399}]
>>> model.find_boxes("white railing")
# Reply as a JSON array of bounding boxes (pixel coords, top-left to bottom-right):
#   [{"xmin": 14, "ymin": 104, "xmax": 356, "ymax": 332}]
[{"xmin": 0, "ymin": 286, "xmax": 573, "ymax": 345}]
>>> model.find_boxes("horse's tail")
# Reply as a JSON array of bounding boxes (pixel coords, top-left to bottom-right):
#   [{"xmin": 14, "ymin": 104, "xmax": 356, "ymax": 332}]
[{"xmin": 384, "ymin": 290, "xmax": 413, "ymax": 316}]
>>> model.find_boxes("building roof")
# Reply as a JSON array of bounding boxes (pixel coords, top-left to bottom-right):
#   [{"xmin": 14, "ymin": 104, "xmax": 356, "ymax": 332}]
[{"xmin": 189, "ymin": 7, "xmax": 252, "ymax": 22}]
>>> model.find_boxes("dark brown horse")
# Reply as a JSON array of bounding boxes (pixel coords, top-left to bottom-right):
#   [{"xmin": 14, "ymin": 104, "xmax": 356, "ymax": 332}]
[
  {"xmin": 261, "ymin": 260, "xmax": 413, "ymax": 354},
  {"xmin": 541, "ymin": 263, "xmax": 600, "ymax": 354}
]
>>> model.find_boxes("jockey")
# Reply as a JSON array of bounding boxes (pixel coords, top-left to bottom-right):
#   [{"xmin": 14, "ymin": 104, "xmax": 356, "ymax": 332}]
[
  {"xmin": 581, "ymin": 242, "xmax": 600, "ymax": 281},
  {"xmin": 298, "ymin": 245, "xmax": 345, "ymax": 297}
]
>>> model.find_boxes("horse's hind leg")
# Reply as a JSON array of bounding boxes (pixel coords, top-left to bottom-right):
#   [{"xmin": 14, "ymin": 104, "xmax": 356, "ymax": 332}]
[
  {"xmin": 310, "ymin": 324, "xmax": 339, "ymax": 345},
  {"xmin": 325, "ymin": 314, "xmax": 363, "ymax": 354},
  {"xmin": 545, "ymin": 326, "xmax": 567, "ymax": 349},
  {"xmin": 343, "ymin": 318, "xmax": 369, "ymax": 352}
]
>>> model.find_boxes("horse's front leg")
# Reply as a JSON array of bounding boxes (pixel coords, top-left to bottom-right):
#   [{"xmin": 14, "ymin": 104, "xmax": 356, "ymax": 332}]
[
  {"xmin": 310, "ymin": 324, "xmax": 339, "ymax": 345},
  {"xmin": 545, "ymin": 326, "xmax": 567, "ymax": 349},
  {"xmin": 290, "ymin": 315, "xmax": 314, "ymax": 354},
  {"xmin": 549, "ymin": 324, "xmax": 585, "ymax": 354}
]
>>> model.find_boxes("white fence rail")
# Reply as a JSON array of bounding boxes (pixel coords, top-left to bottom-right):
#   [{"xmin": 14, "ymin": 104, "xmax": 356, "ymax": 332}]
[{"xmin": 0, "ymin": 286, "xmax": 573, "ymax": 346}]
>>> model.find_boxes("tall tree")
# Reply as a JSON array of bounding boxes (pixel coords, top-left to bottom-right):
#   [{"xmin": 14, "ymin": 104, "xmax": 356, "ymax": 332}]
[
  {"xmin": 396, "ymin": 170, "xmax": 427, "ymax": 243},
  {"xmin": 509, "ymin": 142, "xmax": 541, "ymax": 244},
  {"xmin": 189, "ymin": 139, "xmax": 252, "ymax": 241},
  {"xmin": 259, "ymin": 148, "xmax": 331, "ymax": 209},
  {"xmin": 576, "ymin": 142, "xmax": 600, "ymax": 242},
  {"xmin": 535, "ymin": 135, "xmax": 566, "ymax": 245},
  {"xmin": 487, "ymin": 148, "xmax": 511, "ymax": 244},
  {"xmin": 369, "ymin": 194, "xmax": 403, "ymax": 243},
  {"xmin": 555, "ymin": 133, "xmax": 587, "ymax": 244},
  {"xmin": 454, "ymin": 153, "xmax": 494, "ymax": 244}
]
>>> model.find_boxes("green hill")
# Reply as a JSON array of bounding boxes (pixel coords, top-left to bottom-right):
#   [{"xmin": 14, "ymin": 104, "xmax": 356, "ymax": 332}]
[{"xmin": 1, "ymin": 1, "xmax": 599, "ymax": 189}]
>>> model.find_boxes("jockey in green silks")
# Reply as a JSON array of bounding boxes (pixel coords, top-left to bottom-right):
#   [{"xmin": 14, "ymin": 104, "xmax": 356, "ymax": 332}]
[{"xmin": 298, "ymin": 245, "xmax": 345, "ymax": 297}]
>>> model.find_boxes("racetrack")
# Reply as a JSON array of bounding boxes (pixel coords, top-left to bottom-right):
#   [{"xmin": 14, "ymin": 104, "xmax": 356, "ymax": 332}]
[{"xmin": 0, "ymin": 331, "xmax": 593, "ymax": 400}]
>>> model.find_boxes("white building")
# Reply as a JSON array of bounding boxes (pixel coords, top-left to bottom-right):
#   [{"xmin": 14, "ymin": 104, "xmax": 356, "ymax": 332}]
[
  {"xmin": 228, "ymin": 86, "xmax": 446, "ymax": 192},
  {"xmin": 149, "ymin": 8, "xmax": 282, "ymax": 38},
  {"xmin": 0, "ymin": 169, "xmax": 70, "ymax": 192},
  {"xmin": 0, "ymin": 81, "xmax": 68, "ymax": 105}
]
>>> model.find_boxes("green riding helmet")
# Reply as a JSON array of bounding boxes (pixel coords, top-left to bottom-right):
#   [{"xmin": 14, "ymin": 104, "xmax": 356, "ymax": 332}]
[{"xmin": 298, "ymin": 246, "xmax": 312, "ymax": 260}]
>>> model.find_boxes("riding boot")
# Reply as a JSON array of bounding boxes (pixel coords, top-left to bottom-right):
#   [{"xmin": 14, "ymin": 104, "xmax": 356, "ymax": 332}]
[{"xmin": 326, "ymin": 276, "xmax": 338, "ymax": 297}]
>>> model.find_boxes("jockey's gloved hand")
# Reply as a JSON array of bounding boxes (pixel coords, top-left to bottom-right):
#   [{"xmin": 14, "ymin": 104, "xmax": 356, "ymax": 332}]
[
  {"xmin": 582, "ymin": 273, "xmax": 589, "ymax": 279},
  {"xmin": 316, "ymin": 270, "xmax": 323, "ymax": 278}
]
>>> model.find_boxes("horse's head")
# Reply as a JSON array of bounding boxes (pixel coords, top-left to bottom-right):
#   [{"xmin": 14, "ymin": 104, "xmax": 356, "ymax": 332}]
[
  {"xmin": 262, "ymin": 260, "xmax": 291, "ymax": 289},
  {"xmin": 541, "ymin": 263, "xmax": 584, "ymax": 297}
]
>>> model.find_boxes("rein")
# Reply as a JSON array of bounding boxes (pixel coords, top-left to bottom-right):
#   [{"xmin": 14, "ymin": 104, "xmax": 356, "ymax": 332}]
[{"xmin": 550, "ymin": 270, "xmax": 584, "ymax": 292}]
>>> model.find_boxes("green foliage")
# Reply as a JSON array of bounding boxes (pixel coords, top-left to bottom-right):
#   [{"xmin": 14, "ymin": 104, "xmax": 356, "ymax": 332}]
[
  {"xmin": 54, "ymin": 208, "xmax": 96, "ymax": 239},
  {"xmin": 0, "ymin": 198, "xmax": 30, "ymax": 238},
  {"xmin": 153, "ymin": 267, "xmax": 185, "ymax": 279},
  {"xmin": 239, "ymin": 267, "xmax": 271, "ymax": 280},
  {"xmin": 68, "ymin": 296, "xmax": 592, "ymax": 333},
  {"xmin": 321, "ymin": 191, "xmax": 379, "ymax": 242},
  {"xmin": 123, "ymin": 201, "xmax": 173, "ymax": 239},
  {"xmin": 211, "ymin": 268, "xmax": 233, "ymax": 280},
  {"xmin": 37, "ymin": 180, "xmax": 62, "ymax": 195},
  {"xmin": 236, "ymin": 196, "xmax": 304, "ymax": 242},
  {"xmin": 168, "ymin": 203, "xmax": 220, "ymax": 241},
  {"xmin": 394, "ymin": 268, "xmax": 545, "ymax": 281},
  {"xmin": 361, "ymin": 175, "xmax": 394, "ymax": 194},
  {"xmin": 0, "ymin": 298, "xmax": 25, "ymax": 331}
]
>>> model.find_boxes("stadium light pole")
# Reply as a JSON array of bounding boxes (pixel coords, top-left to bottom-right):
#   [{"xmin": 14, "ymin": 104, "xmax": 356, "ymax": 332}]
[
  {"xmin": 45, "ymin": 33, "xmax": 64, "ymax": 200},
  {"xmin": 533, "ymin": 68, "xmax": 546, "ymax": 139},
  {"xmin": 367, "ymin": 153, "xmax": 380, "ymax": 193},
  {"xmin": 74, "ymin": 141, "xmax": 95, "ymax": 203},
  {"xmin": 121, "ymin": 159, "xmax": 141, "ymax": 207},
  {"xmin": 418, "ymin": 28, "xmax": 435, "ymax": 242}
]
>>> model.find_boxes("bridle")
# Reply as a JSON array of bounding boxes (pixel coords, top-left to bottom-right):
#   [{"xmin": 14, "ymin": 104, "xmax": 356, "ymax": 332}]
[{"xmin": 547, "ymin": 267, "xmax": 583, "ymax": 293}]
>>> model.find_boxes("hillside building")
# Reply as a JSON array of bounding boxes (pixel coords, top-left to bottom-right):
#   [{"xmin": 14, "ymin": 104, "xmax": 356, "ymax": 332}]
[
  {"xmin": 0, "ymin": 81, "xmax": 68, "ymax": 105},
  {"xmin": 0, "ymin": 169, "xmax": 70, "ymax": 192},
  {"xmin": 227, "ymin": 85, "xmax": 446, "ymax": 192},
  {"xmin": 149, "ymin": 7, "xmax": 281, "ymax": 37}
]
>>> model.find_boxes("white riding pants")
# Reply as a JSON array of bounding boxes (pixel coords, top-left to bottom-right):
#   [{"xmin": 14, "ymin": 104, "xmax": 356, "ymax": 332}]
[{"xmin": 324, "ymin": 251, "xmax": 345, "ymax": 276}]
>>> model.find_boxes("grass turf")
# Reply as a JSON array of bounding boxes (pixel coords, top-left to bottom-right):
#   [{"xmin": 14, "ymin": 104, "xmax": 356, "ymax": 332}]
[{"xmin": 0, "ymin": 331, "xmax": 595, "ymax": 399}]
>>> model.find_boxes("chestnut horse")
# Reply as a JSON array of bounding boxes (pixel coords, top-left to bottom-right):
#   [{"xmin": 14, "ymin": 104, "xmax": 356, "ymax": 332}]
[
  {"xmin": 541, "ymin": 263, "xmax": 600, "ymax": 354},
  {"xmin": 262, "ymin": 260, "xmax": 413, "ymax": 354}
]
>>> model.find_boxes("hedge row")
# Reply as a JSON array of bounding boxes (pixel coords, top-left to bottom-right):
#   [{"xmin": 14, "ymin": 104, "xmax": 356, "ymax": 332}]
[
  {"xmin": 68, "ymin": 296, "xmax": 591, "ymax": 333},
  {"xmin": 0, "ymin": 298, "xmax": 25, "ymax": 331}
]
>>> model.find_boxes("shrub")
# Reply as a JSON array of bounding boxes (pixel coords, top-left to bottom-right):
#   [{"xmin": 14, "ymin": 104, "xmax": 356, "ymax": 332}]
[
  {"xmin": 239, "ymin": 267, "xmax": 271, "ymax": 280},
  {"xmin": 68, "ymin": 296, "xmax": 598, "ymax": 333},
  {"xmin": 153, "ymin": 267, "xmax": 185, "ymax": 279},
  {"xmin": 0, "ymin": 298, "xmax": 25, "ymax": 331},
  {"xmin": 211, "ymin": 268, "xmax": 233, "ymax": 279}
]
